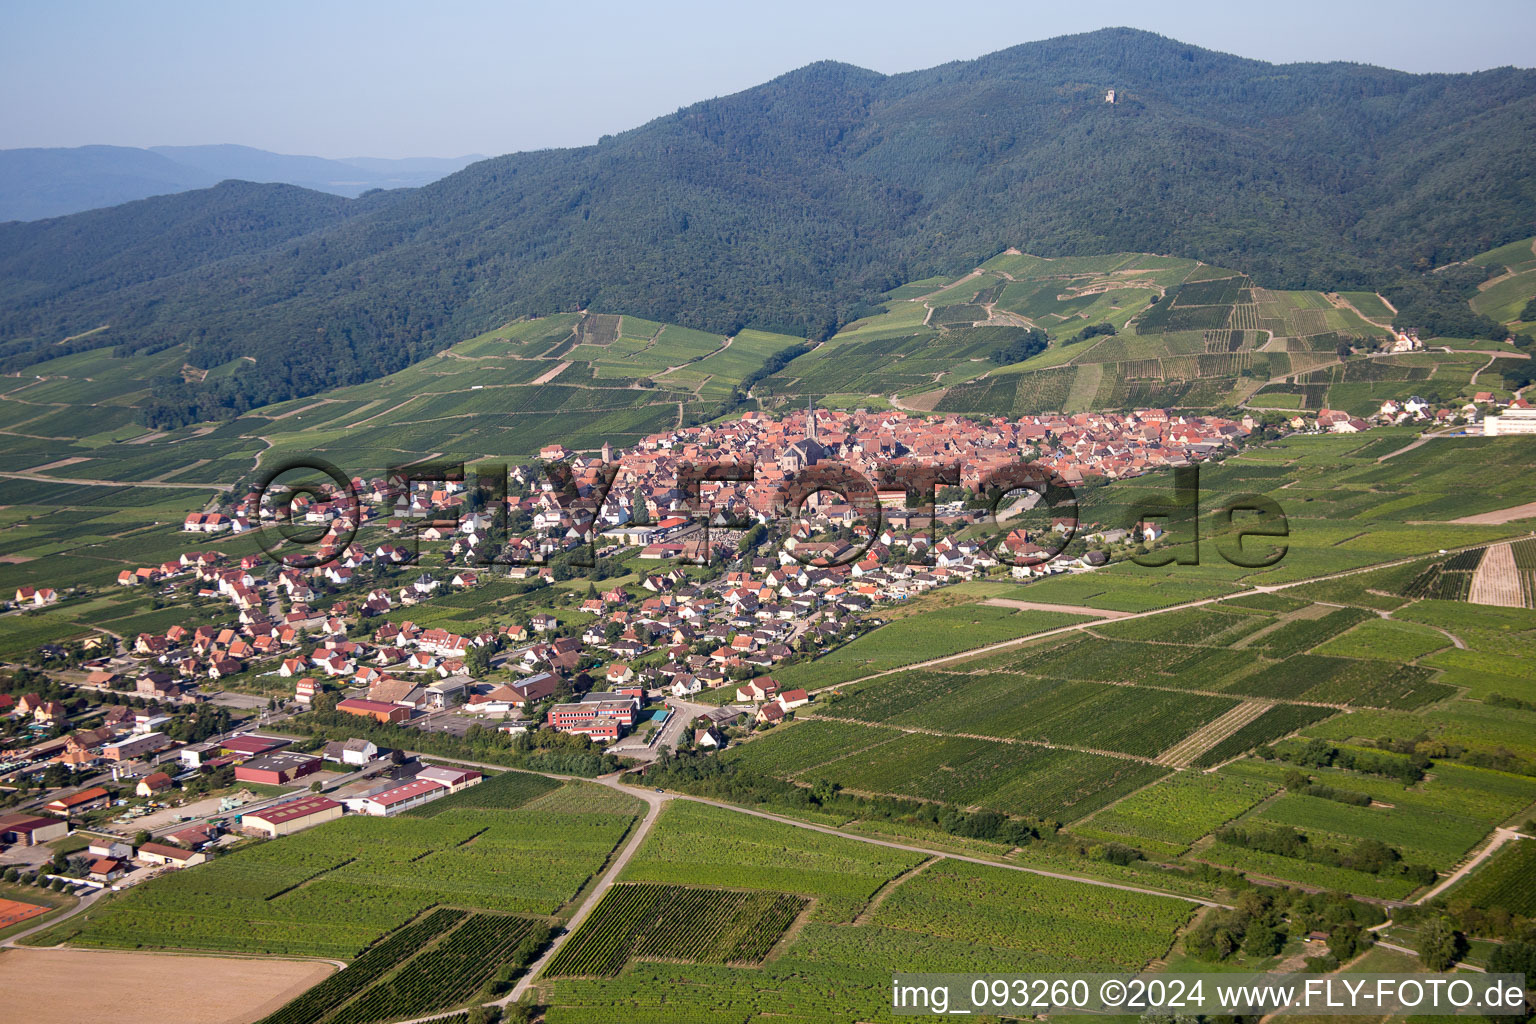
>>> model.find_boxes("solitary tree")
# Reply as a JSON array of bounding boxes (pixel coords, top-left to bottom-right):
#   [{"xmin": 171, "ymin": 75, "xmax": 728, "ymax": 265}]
[{"xmin": 1417, "ymin": 916, "xmax": 1463, "ymax": 971}]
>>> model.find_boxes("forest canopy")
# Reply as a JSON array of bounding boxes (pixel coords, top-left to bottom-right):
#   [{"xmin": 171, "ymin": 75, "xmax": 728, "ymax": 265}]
[{"xmin": 2, "ymin": 28, "xmax": 1535, "ymax": 421}]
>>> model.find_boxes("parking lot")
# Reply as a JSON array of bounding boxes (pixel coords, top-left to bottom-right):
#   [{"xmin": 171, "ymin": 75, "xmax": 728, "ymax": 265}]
[{"xmin": 410, "ymin": 711, "xmax": 480, "ymax": 737}]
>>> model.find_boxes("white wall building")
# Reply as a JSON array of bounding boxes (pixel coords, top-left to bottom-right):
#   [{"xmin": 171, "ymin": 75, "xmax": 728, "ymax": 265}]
[{"xmin": 1484, "ymin": 408, "xmax": 1536, "ymax": 436}]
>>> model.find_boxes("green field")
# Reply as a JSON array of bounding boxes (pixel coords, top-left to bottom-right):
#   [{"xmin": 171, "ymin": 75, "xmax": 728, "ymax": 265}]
[
  {"xmin": 1311, "ymin": 618, "xmax": 1453, "ymax": 661},
  {"xmin": 769, "ymin": 604, "xmax": 1091, "ymax": 690},
  {"xmin": 256, "ymin": 910, "xmax": 547, "ymax": 1024},
  {"xmin": 545, "ymin": 803, "xmax": 1197, "ymax": 1023},
  {"xmin": 803, "ymin": 730, "xmax": 1169, "ymax": 822},
  {"xmin": 736, "ymin": 437, "xmax": 1535, "ymax": 827},
  {"xmin": 819, "ymin": 671, "xmax": 1238, "ymax": 758},
  {"xmin": 545, "ymin": 883, "xmax": 807, "ymax": 977},
  {"xmin": 0, "ymin": 311, "xmax": 803, "ymax": 486},
  {"xmin": 30, "ymin": 780, "xmax": 641, "ymax": 958},
  {"xmin": 1197, "ymin": 758, "xmax": 1536, "ymax": 896},
  {"xmin": 749, "ymin": 248, "xmax": 1467, "ymax": 417},
  {"xmin": 1446, "ymin": 839, "xmax": 1536, "ymax": 915},
  {"xmin": 1073, "ymin": 769, "xmax": 1281, "ymax": 856},
  {"xmin": 619, "ymin": 801, "xmax": 925, "ymax": 923}
]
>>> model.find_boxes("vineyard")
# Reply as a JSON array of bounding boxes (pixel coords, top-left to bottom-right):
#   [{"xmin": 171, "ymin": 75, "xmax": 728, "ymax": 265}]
[
  {"xmin": 770, "ymin": 604, "xmax": 1088, "ymax": 690},
  {"xmin": 254, "ymin": 908, "xmax": 467, "ymax": 1024},
  {"xmin": 1249, "ymin": 606, "xmax": 1376, "ymax": 659},
  {"xmin": 1252, "ymin": 794, "xmax": 1487, "ymax": 870},
  {"xmin": 619, "ymin": 801, "xmax": 926, "ymax": 923},
  {"xmin": 798, "ymin": 725, "xmax": 1169, "ymax": 822},
  {"xmin": 1220, "ymin": 656, "xmax": 1453, "ymax": 709},
  {"xmin": 37, "ymin": 798, "xmax": 637, "ymax": 958},
  {"xmin": 872, "ymin": 859, "xmax": 1194, "ymax": 970},
  {"xmin": 1188, "ymin": 704, "xmax": 1337, "ymax": 768},
  {"xmin": 404, "ymin": 768, "xmax": 559, "ymax": 817},
  {"xmin": 721, "ymin": 718, "xmax": 901, "ymax": 778},
  {"xmin": 1074, "ymin": 770, "xmax": 1280, "ymax": 856},
  {"xmin": 757, "ymin": 580, "xmax": 1463, "ymax": 823},
  {"xmin": 1091, "ymin": 607, "xmax": 1270, "ymax": 646},
  {"xmin": 1402, "ymin": 548, "xmax": 1486, "ymax": 601},
  {"xmin": 1512, "ymin": 538, "xmax": 1536, "ymax": 608},
  {"xmin": 543, "ymin": 855, "xmax": 1197, "ymax": 1024},
  {"xmin": 545, "ymin": 883, "xmax": 807, "ymax": 977},
  {"xmin": 1450, "ymin": 840, "xmax": 1536, "ymax": 915},
  {"xmin": 1311, "ymin": 619, "xmax": 1452, "ymax": 662},
  {"xmin": 325, "ymin": 913, "xmax": 548, "ymax": 1024},
  {"xmin": 1197, "ymin": 844, "xmax": 1422, "ymax": 901},
  {"xmin": 820, "ymin": 672, "xmax": 1238, "ymax": 758}
]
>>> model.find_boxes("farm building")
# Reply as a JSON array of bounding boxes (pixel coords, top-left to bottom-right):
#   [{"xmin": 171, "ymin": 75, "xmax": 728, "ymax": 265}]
[
  {"xmin": 241, "ymin": 795, "xmax": 343, "ymax": 838},
  {"xmin": 415, "ymin": 765, "xmax": 482, "ymax": 793},
  {"xmin": 45, "ymin": 786, "xmax": 111, "ymax": 816},
  {"xmin": 135, "ymin": 772, "xmax": 174, "ymax": 797},
  {"xmin": 1484, "ymin": 407, "xmax": 1536, "ymax": 436},
  {"xmin": 777, "ymin": 688, "xmax": 810, "ymax": 711},
  {"xmin": 135, "ymin": 841, "xmax": 206, "ymax": 869},
  {"xmin": 165, "ymin": 825, "xmax": 217, "ymax": 849},
  {"xmin": 354, "ymin": 778, "xmax": 447, "ymax": 817},
  {"xmin": 0, "ymin": 812, "xmax": 68, "ymax": 846},
  {"xmin": 735, "ymin": 677, "xmax": 781, "ymax": 703},
  {"xmin": 321, "ymin": 737, "xmax": 379, "ymax": 766},
  {"xmin": 221, "ymin": 735, "xmax": 290, "ymax": 758},
  {"xmin": 88, "ymin": 839, "xmax": 133, "ymax": 860},
  {"xmin": 102, "ymin": 731, "xmax": 168, "ymax": 761},
  {"xmin": 89, "ymin": 857, "xmax": 125, "ymax": 882},
  {"xmin": 234, "ymin": 751, "xmax": 322, "ymax": 786},
  {"xmin": 336, "ymin": 697, "xmax": 411, "ymax": 724}
]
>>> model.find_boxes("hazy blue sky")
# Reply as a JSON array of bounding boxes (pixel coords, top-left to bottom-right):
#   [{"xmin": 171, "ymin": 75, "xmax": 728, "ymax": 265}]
[{"xmin": 4, "ymin": 0, "xmax": 1533, "ymax": 159}]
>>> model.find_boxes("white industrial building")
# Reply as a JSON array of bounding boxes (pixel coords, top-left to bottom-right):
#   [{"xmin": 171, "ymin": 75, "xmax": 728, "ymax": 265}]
[{"xmin": 1484, "ymin": 408, "xmax": 1536, "ymax": 436}]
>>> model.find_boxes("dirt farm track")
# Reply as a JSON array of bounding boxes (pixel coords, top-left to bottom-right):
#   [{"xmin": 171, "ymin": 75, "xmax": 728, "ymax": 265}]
[{"xmin": 0, "ymin": 947, "xmax": 334, "ymax": 1024}]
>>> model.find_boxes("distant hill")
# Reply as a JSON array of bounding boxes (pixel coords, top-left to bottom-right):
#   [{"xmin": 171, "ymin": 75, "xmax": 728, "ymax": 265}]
[
  {"xmin": 5, "ymin": 243, "xmax": 1529, "ymax": 459},
  {"xmin": 2, "ymin": 28, "xmax": 1535, "ymax": 422},
  {"xmin": 0, "ymin": 144, "xmax": 483, "ymax": 220}
]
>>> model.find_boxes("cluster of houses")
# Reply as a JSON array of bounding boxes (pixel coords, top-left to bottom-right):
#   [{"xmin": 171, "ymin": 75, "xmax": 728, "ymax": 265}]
[
  {"xmin": 0, "ymin": 814, "xmax": 216, "ymax": 883},
  {"xmin": 4, "ymin": 699, "xmax": 182, "ymax": 773},
  {"xmin": 732, "ymin": 676, "xmax": 810, "ymax": 725},
  {"xmin": 565, "ymin": 406, "xmax": 1251, "ymax": 532},
  {"xmin": 14, "ymin": 406, "xmax": 1264, "ymax": 761},
  {"xmin": 12, "ymin": 586, "xmax": 59, "ymax": 608},
  {"xmin": 1, "ymin": 748, "xmax": 485, "ymax": 885},
  {"xmin": 1302, "ymin": 394, "xmax": 1529, "ymax": 434}
]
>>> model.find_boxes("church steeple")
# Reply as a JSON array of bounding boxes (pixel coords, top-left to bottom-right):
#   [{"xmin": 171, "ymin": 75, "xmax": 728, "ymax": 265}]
[{"xmin": 807, "ymin": 394, "xmax": 817, "ymax": 444}]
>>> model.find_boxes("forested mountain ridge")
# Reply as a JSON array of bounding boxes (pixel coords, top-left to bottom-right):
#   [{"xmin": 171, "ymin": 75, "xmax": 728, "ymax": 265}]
[
  {"xmin": 0, "ymin": 144, "xmax": 483, "ymax": 220},
  {"xmin": 0, "ymin": 181, "xmax": 375, "ymax": 309},
  {"xmin": 2, "ymin": 27, "xmax": 1534, "ymax": 425}
]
